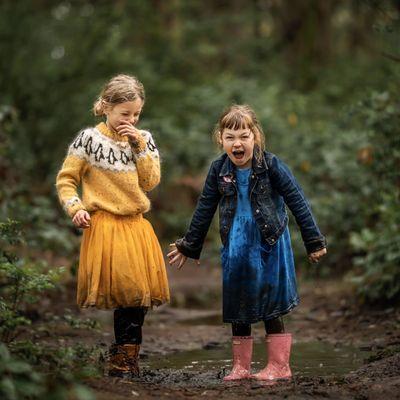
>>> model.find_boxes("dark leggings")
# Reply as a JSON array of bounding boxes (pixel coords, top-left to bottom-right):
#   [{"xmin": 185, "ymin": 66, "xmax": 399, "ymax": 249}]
[
  {"xmin": 114, "ymin": 307, "xmax": 148, "ymax": 345},
  {"xmin": 232, "ymin": 317, "xmax": 284, "ymax": 336}
]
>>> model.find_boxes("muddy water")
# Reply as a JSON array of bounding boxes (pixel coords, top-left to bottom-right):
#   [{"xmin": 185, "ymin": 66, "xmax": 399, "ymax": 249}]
[
  {"xmin": 147, "ymin": 313, "xmax": 369, "ymax": 378},
  {"xmin": 139, "ymin": 341, "xmax": 370, "ymax": 387}
]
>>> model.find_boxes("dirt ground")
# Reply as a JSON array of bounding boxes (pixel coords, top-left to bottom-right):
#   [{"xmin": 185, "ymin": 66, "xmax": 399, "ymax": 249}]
[{"xmin": 45, "ymin": 261, "xmax": 400, "ymax": 400}]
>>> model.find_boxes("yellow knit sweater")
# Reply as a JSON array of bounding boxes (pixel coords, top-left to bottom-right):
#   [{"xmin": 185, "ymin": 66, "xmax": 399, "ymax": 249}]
[{"xmin": 56, "ymin": 122, "xmax": 160, "ymax": 218}]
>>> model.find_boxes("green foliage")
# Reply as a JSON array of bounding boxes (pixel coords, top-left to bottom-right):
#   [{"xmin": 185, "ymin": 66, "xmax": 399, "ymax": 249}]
[
  {"xmin": 0, "ymin": 342, "xmax": 97, "ymax": 400},
  {"xmin": 0, "ymin": 0, "xmax": 399, "ymax": 306},
  {"xmin": 60, "ymin": 312, "xmax": 100, "ymax": 331},
  {"xmin": 0, "ymin": 343, "xmax": 44, "ymax": 400},
  {"xmin": 10, "ymin": 340, "xmax": 101, "ymax": 383},
  {"xmin": 12, "ymin": 196, "xmax": 77, "ymax": 256},
  {"xmin": 0, "ymin": 221, "xmax": 98, "ymax": 399},
  {"xmin": 347, "ymin": 90, "xmax": 400, "ymax": 303},
  {"xmin": 0, "ymin": 220, "xmax": 64, "ymax": 343}
]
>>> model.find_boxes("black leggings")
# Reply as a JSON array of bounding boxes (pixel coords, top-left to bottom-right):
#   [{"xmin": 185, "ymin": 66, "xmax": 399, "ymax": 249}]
[
  {"xmin": 232, "ymin": 317, "xmax": 284, "ymax": 336},
  {"xmin": 114, "ymin": 307, "xmax": 148, "ymax": 345}
]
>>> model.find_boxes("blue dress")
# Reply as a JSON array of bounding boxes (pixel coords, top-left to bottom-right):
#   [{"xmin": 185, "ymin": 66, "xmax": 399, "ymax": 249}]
[{"xmin": 221, "ymin": 167, "xmax": 299, "ymax": 323}]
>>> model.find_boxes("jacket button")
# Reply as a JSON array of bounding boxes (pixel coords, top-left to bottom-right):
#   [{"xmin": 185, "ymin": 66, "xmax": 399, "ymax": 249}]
[
  {"xmin": 251, "ymin": 174, "xmax": 255, "ymax": 178},
  {"xmin": 255, "ymin": 209, "xmax": 260, "ymax": 214},
  {"xmin": 264, "ymin": 224, "xmax": 268, "ymax": 228},
  {"xmin": 271, "ymin": 238, "xmax": 275, "ymax": 243}
]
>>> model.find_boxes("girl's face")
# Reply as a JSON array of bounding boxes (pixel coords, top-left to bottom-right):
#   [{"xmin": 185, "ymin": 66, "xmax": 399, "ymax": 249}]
[
  {"xmin": 105, "ymin": 98, "xmax": 143, "ymax": 132},
  {"xmin": 221, "ymin": 127, "xmax": 255, "ymax": 169}
]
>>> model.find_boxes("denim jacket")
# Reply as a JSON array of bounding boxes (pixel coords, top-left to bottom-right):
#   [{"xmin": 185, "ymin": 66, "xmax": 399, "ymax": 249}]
[{"xmin": 175, "ymin": 150, "xmax": 326, "ymax": 259}]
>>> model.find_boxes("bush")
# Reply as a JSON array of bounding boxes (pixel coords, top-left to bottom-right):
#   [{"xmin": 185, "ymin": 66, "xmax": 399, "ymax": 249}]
[
  {"xmin": 347, "ymin": 90, "xmax": 400, "ymax": 304},
  {"xmin": 0, "ymin": 220, "xmax": 99, "ymax": 399},
  {"xmin": 0, "ymin": 220, "xmax": 63, "ymax": 343}
]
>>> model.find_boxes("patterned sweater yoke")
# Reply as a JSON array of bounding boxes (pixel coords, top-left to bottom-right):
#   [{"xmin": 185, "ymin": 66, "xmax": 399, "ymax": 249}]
[{"xmin": 56, "ymin": 122, "xmax": 161, "ymax": 217}]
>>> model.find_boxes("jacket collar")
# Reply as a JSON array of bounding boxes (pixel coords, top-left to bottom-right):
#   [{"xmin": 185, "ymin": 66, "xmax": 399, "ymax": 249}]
[{"xmin": 219, "ymin": 146, "xmax": 267, "ymax": 177}]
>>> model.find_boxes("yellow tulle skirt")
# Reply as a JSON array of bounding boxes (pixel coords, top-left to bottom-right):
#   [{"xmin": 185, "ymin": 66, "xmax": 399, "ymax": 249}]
[{"xmin": 77, "ymin": 211, "xmax": 170, "ymax": 309}]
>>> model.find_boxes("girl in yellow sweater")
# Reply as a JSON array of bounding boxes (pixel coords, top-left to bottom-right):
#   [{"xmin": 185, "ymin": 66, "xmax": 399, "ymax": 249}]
[{"xmin": 56, "ymin": 74, "xmax": 170, "ymax": 377}]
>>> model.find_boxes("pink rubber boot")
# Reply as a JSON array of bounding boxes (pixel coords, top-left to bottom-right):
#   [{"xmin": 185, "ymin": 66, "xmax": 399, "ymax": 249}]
[
  {"xmin": 252, "ymin": 333, "xmax": 292, "ymax": 381},
  {"xmin": 223, "ymin": 336, "xmax": 253, "ymax": 381}
]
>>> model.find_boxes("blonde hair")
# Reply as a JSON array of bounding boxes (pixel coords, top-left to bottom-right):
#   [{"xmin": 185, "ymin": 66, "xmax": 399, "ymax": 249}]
[
  {"xmin": 213, "ymin": 104, "xmax": 266, "ymax": 163},
  {"xmin": 93, "ymin": 74, "xmax": 145, "ymax": 116}
]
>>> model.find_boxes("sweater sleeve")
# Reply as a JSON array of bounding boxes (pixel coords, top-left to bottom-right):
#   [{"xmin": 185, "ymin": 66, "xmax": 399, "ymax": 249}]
[
  {"xmin": 131, "ymin": 130, "xmax": 161, "ymax": 192},
  {"xmin": 56, "ymin": 153, "xmax": 88, "ymax": 218}
]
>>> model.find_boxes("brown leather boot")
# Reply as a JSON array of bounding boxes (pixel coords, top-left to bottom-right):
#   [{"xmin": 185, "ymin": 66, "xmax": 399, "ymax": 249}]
[
  {"xmin": 108, "ymin": 344, "xmax": 140, "ymax": 378},
  {"xmin": 123, "ymin": 343, "xmax": 140, "ymax": 377}
]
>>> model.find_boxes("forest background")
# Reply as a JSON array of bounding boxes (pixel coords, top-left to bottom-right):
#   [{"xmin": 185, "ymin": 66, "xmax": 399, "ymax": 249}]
[{"xmin": 0, "ymin": 1, "xmax": 399, "ymax": 398}]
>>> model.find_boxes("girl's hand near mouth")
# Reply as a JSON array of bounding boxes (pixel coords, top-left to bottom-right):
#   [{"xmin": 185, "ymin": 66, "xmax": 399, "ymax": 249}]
[{"xmin": 117, "ymin": 121, "xmax": 141, "ymax": 144}]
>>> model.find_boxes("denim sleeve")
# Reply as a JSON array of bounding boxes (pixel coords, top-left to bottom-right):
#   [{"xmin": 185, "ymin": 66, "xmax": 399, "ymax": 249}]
[
  {"xmin": 175, "ymin": 161, "xmax": 221, "ymax": 259},
  {"xmin": 268, "ymin": 155, "xmax": 327, "ymax": 254}
]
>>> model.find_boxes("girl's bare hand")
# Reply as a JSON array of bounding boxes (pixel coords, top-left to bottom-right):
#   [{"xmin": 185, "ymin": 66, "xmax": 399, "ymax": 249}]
[
  {"xmin": 117, "ymin": 121, "xmax": 141, "ymax": 143},
  {"xmin": 308, "ymin": 247, "xmax": 327, "ymax": 263},
  {"xmin": 167, "ymin": 244, "xmax": 187, "ymax": 269},
  {"xmin": 72, "ymin": 210, "xmax": 91, "ymax": 229},
  {"xmin": 167, "ymin": 243, "xmax": 200, "ymax": 270}
]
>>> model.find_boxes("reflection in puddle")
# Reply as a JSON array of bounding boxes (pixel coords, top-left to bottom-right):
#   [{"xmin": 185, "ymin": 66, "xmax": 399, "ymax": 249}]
[{"xmin": 143, "ymin": 341, "xmax": 370, "ymax": 378}]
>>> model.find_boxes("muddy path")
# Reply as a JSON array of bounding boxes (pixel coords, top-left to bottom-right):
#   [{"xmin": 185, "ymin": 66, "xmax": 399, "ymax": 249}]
[{"xmin": 46, "ymin": 262, "xmax": 400, "ymax": 399}]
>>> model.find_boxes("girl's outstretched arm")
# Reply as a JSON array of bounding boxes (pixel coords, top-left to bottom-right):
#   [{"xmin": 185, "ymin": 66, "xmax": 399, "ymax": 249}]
[
  {"xmin": 174, "ymin": 160, "xmax": 222, "ymax": 260},
  {"xmin": 268, "ymin": 154, "xmax": 327, "ymax": 255}
]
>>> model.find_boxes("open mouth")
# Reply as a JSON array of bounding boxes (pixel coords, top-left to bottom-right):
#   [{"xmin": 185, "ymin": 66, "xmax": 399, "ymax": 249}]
[{"xmin": 232, "ymin": 149, "xmax": 245, "ymax": 160}]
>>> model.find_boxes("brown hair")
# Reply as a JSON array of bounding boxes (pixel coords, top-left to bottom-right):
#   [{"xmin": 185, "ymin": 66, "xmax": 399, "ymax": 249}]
[
  {"xmin": 93, "ymin": 74, "xmax": 145, "ymax": 116},
  {"xmin": 213, "ymin": 104, "xmax": 266, "ymax": 163}
]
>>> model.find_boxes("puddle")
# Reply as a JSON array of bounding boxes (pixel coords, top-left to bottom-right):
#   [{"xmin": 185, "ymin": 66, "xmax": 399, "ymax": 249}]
[{"xmin": 143, "ymin": 341, "xmax": 370, "ymax": 378}]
